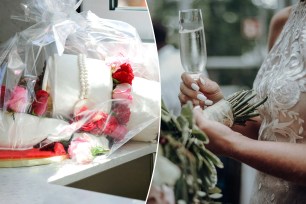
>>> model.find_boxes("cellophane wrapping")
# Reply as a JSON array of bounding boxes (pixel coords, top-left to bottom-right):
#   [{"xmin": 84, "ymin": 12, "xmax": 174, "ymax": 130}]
[{"xmin": 0, "ymin": 0, "xmax": 160, "ymax": 164}]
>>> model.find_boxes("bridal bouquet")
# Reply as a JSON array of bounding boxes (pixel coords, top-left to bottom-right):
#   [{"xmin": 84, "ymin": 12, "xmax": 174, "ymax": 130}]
[
  {"xmin": 152, "ymin": 92, "xmax": 267, "ymax": 203},
  {"xmin": 201, "ymin": 90, "xmax": 267, "ymax": 127},
  {"xmin": 153, "ymin": 101, "xmax": 223, "ymax": 203},
  {"xmin": 0, "ymin": 0, "xmax": 159, "ymax": 166}
]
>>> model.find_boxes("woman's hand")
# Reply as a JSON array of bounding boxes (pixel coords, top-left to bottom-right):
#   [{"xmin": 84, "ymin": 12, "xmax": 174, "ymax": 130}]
[
  {"xmin": 179, "ymin": 73, "xmax": 223, "ymax": 108},
  {"xmin": 193, "ymin": 106, "xmax": 244, "ymax": 156},
  {"xmin": 193, "ymin": 106, "xmax": 306, "ymax": 185}
]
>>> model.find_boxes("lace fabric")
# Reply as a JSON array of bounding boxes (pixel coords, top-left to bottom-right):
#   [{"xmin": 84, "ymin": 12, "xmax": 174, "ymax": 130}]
[{"xmin": 251, "ymin": 2, "xmax": 306, "ymax": 203}]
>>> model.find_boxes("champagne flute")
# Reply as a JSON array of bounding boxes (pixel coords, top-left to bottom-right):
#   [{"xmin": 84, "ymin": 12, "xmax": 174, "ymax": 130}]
[{"xmin": 179, "ymin": 9, "xmax": 207, "ymax": 79}]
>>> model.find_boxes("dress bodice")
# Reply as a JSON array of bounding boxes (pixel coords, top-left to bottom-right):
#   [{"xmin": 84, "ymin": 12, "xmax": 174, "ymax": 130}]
[{"xmin": 251, "ymin": 2, "xmax": 306, "ymax": 203}]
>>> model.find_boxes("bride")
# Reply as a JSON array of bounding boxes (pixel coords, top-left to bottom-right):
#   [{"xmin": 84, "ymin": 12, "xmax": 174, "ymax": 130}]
[{"xmin": 179, "ymin": 1, "xmax": 306, "ymax": 203}]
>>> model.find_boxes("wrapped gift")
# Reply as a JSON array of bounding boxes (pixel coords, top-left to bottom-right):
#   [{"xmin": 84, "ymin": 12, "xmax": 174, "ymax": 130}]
[{"xmin": 0, "ymin": 0, "xmax": 160, "ymax": 165}]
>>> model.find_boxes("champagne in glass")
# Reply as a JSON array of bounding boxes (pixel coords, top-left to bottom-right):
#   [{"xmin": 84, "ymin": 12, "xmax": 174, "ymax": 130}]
[{"xmin": 179, "ymin": 9, "xmax": 207, "ymax": 79}]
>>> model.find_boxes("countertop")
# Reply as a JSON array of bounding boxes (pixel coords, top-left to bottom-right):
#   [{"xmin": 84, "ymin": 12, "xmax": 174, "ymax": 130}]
[{"xmin": 0, "ymin": 141, "xmax": 157, "ymax": 204}]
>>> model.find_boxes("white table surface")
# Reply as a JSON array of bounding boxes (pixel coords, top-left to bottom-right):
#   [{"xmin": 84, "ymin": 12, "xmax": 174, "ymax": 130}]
[{"xmin": 0, "ymin": 141, "xmax": 157, "ymax": 204}]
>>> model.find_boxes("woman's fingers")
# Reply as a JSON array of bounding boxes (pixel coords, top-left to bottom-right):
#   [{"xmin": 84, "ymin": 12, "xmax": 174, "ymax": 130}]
[
  {"xmin": 180, "ymin": 73, "xmax": 210, "ymax": 107},
  {"xmin": 180, "ymin": 72, "xmax": 223, "ymax": 108},
  {"xmin": 181, "ymin": 72, "xmax": 199, "ymax": 91},
  {"xmin": 197, "ymin": 74, "xmax": 223, "ymax": 102},
  {"xmin": 178, "ymin": 92, "xmax": 205, "ymax": 107},
  {"xmin": 180, "ymin": 82, "xmax": 207, "ymax": 102}
]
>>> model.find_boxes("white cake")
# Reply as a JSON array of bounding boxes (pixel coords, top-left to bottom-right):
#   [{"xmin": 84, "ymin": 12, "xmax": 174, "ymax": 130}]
[
  {"xmin": 44, "ymin": 54, "xmax": 160, "ymax": 142},
  {"xmin": 44, "ymin": 54, "xmax": 113, "ymax": 119}
]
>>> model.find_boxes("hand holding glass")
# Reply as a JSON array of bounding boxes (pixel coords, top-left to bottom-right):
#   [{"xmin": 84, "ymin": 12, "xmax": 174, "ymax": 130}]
[{"xmin": 179, "ymin": 9, "xmax": 207, "ymax": 79}]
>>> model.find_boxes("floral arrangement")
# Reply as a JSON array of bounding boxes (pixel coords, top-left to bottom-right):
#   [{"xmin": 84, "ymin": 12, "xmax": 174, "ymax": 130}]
[
  {"xmin": 157, "ymin": 101, "xmax": 223, "ymax": 204},
  {"xmin": 67, "ymin": 62, "xmax": 135, "ymax": 164}
]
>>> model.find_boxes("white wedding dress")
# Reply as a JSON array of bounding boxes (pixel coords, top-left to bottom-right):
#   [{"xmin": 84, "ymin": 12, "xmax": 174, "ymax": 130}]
[{"xmin": 251, "ymin": 1, "xmax": 306, "ymax": 203}]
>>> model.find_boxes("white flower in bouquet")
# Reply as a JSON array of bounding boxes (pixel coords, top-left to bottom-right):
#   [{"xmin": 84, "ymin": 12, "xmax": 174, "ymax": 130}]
[{"xmin": 202, "ymin": 90, "xmax": 268, "ymax": 127}]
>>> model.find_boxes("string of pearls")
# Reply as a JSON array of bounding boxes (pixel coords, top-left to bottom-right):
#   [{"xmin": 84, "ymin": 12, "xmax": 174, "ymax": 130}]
[{"xmin": 78, "ymin": 54, "xmax": 89, "ymax": 99}]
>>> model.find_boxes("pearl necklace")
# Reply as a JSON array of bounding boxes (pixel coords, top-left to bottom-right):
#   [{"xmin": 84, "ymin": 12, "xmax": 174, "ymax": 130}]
[{"xmin": 78, "ymin": 54, "xmax": 89, "ymax": 99}]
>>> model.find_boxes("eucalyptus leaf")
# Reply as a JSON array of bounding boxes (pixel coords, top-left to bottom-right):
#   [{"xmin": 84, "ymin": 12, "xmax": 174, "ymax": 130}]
[
  {"xmin": 177, "ymin": 115, "xmax": 191, "ymax": 145},
  {"xmin": 209, "ymin": 193, "xmax": 223, "ymax": 199},
  {"xmin": 181, "ymin": 101, "xmax": 194, "ymax": 129},
  {"xmin": 192, "ymin": 127, "xmax": 209, "ymax": 143},
  {"xmin": 203, "ymin": 149, "xmax": 224, "ymax": 169},
  {"xmin": 161, "ymin": 108, "xmax": 172, "ymax": 122},
  {"xmin": 208, "ymin": 187, "xmax": 222, "ymax": 194}
]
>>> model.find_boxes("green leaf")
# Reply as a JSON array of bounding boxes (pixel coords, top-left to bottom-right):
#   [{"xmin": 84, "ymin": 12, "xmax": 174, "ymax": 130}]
[
  {"xmin": 201, "ymin": 157, "xmax": 218, "ymax": 187},
  {"xmin": 180, "ymin": 101, "xmax": 193, "ymax": 129},
  {"xmin": 203, "ymin": 149, "xmax": 224, "ymax": 169},
  {"xmin": 192, "ymin": 126, "xmax": 209, "ymax": 143},
  {"xmin": 91, "ymin": 146, "xmax": 109, "ymax": 156},
  {"xmin": 161, "ymin": 108, "xmax": 172, "ymax": 122},
  {"xmin": 208, "ymin": 187, "xmax": 222, "ymax": 194},
  {"xmin": 177, "ymin": 115, "xmax": 191, "ymax": 145}
]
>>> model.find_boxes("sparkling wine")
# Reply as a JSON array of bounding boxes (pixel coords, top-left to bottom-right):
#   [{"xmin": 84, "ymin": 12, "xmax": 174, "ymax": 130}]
[{"xmin": 179, "ymin": 27, "xmax": 207, "ymax": 75}]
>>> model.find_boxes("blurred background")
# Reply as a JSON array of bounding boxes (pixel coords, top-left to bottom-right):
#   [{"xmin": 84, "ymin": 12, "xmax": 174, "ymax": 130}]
[{"xmin": 145, "ymin": 0, "xmax": 298, "ymax": 203}]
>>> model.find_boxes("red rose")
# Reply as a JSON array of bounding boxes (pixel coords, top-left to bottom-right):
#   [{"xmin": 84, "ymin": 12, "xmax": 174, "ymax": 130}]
[
  {"xmin": 81, "ymin": 121, "xmax": 97, "ymax": 132},
  {"xmin": 103, "ymin": 116, "xmax": 119, "ymax": 135},
  {"xmin": 53, "ymin": 142, "xmax": 66, "ymax": 155},
  {"xmin": 31, "ymin": 90, "xmax": 49, "ymax": 116},
  {"xmin": 89, "ymin": 112, "xmax": 108, "ymax": 135},
  {"xmin": 109, "ymin": 124, "xmax": 128, "ymax": 140},
  {"xmin": 112, "ymin": 63, "xmax": 134, "ymax": 85},
  {"xmin": 113, "ymin": 102, "xmax": 131, "ymax": 125},
  {"xmin": 0, "ymin": 86, "xmax": 6, "ymax": 108}
]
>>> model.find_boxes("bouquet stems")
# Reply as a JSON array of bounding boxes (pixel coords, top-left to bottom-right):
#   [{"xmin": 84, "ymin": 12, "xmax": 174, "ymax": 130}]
[{"xmin": 202, "ymin": 90, "xmax": 267, "ymax": 127}]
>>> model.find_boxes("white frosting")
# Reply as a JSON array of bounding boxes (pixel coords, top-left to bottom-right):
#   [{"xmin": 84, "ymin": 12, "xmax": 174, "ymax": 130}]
[
  {"xmin": 45, "ymin": 54, "xmax": 113, "ymax": 119},
  {"xmin": 0, "ymin": 111, "xmax": 69, "ymax": 150},
  {"xmin": 128, "ymin": 77, "xmax": 160, "ymax": 142}
]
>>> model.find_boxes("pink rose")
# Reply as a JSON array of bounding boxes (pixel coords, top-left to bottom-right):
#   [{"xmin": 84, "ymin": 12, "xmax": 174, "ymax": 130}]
[
  {"xmin": 112, "ymin": 83, "xmax": 133, "ymax": 100},
  {"xmin": 68, "ymin": 135, "xmax": 94, "ymax": 164},
  {"xmin": 7, "ymin": 86, "xmax": 29, "ymax": 113}
]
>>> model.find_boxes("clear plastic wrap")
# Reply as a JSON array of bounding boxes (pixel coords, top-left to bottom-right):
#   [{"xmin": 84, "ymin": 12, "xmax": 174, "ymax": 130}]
[{"xmin": 0, "ymin": 0, "xmax": 160, "ymax": 164}]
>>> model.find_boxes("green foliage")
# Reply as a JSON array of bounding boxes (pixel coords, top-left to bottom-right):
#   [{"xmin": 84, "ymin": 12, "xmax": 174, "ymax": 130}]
[{"xmin": 160, "ymin": 100, "xmax": 223, "ymax": 203}]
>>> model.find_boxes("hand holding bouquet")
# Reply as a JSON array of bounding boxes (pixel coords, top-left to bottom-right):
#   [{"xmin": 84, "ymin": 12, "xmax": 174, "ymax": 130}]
[{"xmin": 179, "ymin": 73, "xmax": 267, "ymax": 127}]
